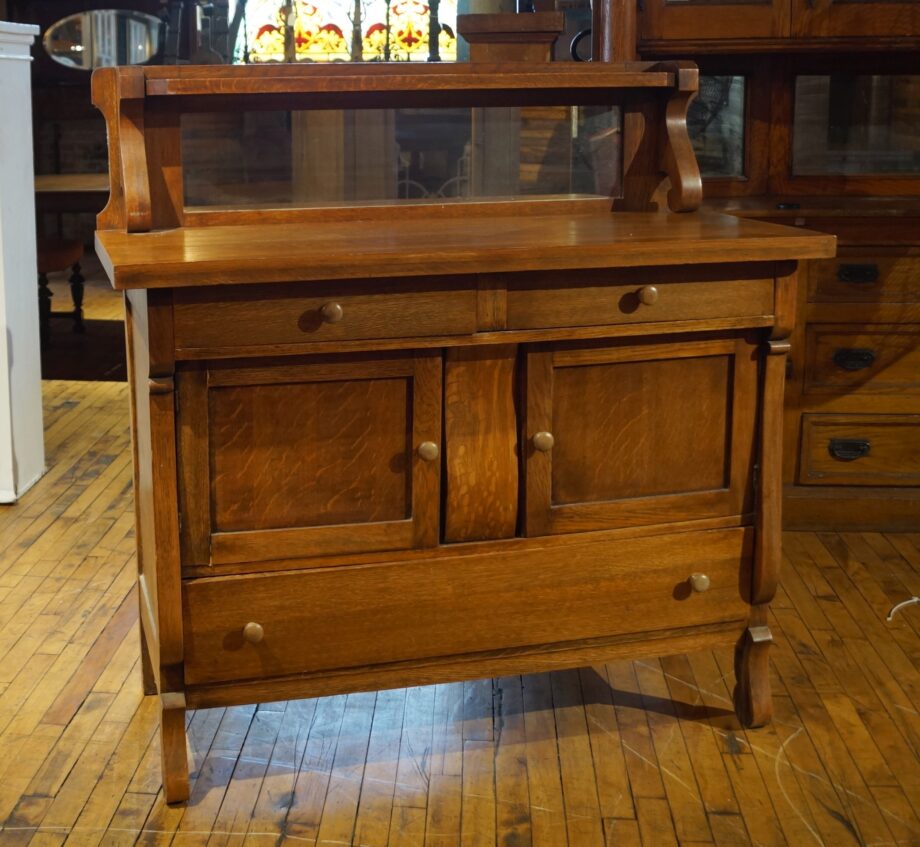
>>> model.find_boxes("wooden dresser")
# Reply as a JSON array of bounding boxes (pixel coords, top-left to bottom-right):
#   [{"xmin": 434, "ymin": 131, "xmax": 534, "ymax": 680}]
[{"xmin": 92, "ymin": 62, "xmax": 835, "ymax": 803}]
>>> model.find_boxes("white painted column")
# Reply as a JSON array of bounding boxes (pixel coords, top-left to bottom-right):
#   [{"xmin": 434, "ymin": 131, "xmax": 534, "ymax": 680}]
[{"xmin": 0, "ymin": 22, "xmax": 45, "ymax": 502}]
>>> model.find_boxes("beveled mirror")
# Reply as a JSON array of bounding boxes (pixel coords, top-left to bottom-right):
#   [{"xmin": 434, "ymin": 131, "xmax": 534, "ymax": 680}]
[{"xmin": 43, "ymin": 9, "xmax": 162, "ymax": 69}]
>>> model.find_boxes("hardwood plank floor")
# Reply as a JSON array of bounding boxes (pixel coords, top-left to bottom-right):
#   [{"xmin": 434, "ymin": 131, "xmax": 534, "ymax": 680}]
[
  {"xmin": 1, "ymin": 270, "xmax": 919, "ymax": 844},
  {"xmin": 1, "ymin": 382, "xmax": 918, "ymax": 846}
]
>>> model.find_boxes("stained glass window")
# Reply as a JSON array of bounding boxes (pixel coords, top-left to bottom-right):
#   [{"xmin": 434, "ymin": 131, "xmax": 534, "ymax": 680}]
[{"xmin": 234, "ymin": 0, "xmax": 457, "ymax": 63}]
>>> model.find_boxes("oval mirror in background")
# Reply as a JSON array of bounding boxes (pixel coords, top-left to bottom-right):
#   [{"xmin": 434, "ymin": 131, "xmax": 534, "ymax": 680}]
[{"xmin": 43, "ymin": 9, "xmax": 163, "ymax": 70}]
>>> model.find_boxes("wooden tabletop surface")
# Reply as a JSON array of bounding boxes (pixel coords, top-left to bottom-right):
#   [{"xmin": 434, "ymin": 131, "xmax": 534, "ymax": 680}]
[{"xmin": 96, "ymin": 210, "xmax": 837, "ymax": 290}]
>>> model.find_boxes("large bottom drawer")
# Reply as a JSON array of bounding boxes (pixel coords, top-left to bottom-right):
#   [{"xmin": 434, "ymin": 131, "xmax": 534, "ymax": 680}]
[
  {"xmin": 183, "ymin": 527, "xmax": 753, "ymax": 686},
  {"xmin": 799, "ymin": 414, "xmax": 920, "ymax": 486}
]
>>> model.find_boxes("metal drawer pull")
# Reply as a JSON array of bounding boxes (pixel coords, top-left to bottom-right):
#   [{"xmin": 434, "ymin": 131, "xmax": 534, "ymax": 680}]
[
  {"xmin": 242, "ymin": 622, "xmax": 264, "ymax": 644},
  {"xmin": 689, "ymin": 573, "xmax": 711, "ymax": 593},
  {"xmin": 637, "ymin": 285, "xmax": 659, "ymax": 305},
  {"xmin": 418, "ymin": 441, "xmax": 439, "ymax": 462},
  {"xmin": 320, "ymin": 302, "xmax": 344, "ymax": 323},
  {"xmin": 828, "ymin": 438, "xmax": 871, "ymax": 462},
  {"xmin": 837, "ymin": 263, "xmax": 879, "ymax": 284},
  {"xmin": 833, "ymin": 348, "xmax": 876, "ymax": 372},
  {"xmin": 532, "ymin": 431, "xmax": 555, "ymax": 452}
]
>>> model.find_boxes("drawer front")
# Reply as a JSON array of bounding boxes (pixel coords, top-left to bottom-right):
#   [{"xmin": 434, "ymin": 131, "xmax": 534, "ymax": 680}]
[
  {"xmin": 804, "ymin": 325, "xmax": 920, "ymax": 394},
  {"xmin": 183, "ymin": 528, "xmax": 753, "ymax": 686},
  {"xmin": 799, "ymin": 414, "xmax": 920, "ymax": 486},
  {"xmin": 810, "ymin": 256, "xmax": 920, "ymax": 304},
  {"xmin": 506, "ymin": 268, "xmax": 774, "ymax": 330},
  {"xmin": 174, "ymin": 280, "xmax": 477, "ymax": 350}
]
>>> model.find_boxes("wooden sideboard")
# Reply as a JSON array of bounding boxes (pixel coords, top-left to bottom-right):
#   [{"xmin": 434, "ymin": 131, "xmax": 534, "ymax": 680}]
[{"xmin": 92, "ymin": 62, "xmax": 835, "ymax": 803}]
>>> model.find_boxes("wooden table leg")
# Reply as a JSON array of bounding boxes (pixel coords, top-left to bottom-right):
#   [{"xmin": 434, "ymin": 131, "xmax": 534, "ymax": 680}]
[
  {"xmin": 69, "ymin": 262, "xmax": 85, "ymax": 333},
  {"xmin": 160, "ymin": 692, "xmax": 189, "ymax": 804}
]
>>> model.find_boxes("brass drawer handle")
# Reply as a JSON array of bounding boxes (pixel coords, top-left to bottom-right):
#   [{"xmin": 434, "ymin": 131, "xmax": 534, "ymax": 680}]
[
  {"xmin": 532, "ymin": 431, "xmax": 555, "ymax": 452},
  {"xmin": 837, "ymin": 263, "xmax": 879, "ymax": 284},
  {"xmin": 320, "ymin": 302, "xmax": 344, "ymax": 323},
  {"xmin": 637, "ymin": 285, "xmax": 659, "ymax": 306},
  {"xmin": 689, "ymin": 573, "xmax": 711, "ymax": 593},
  {"xmin": 418, "ymin": 441, "xmax": 439, "ymax": 462},
  {"xmin": 828, "ymin": 438, "xmax": 871, "ymax": 462},
  {"xmin": 242, "ymin": 622, "xmax": 264, "ymax": 644},
  {"xmin": 833, "ymin": 348, "xmax": 876, "ymax": 372}
]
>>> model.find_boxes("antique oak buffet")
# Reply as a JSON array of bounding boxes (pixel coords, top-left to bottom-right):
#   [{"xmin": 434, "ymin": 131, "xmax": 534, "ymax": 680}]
[{"xmin": 92, "ymin": 61, "xmax": 835, "ymax": 803}]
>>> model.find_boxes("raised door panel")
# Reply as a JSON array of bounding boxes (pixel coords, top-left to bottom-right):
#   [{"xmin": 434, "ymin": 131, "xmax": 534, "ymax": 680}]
[
  {"xmin": 524, "ymin": 335, "xmax": 759, "ymax": 536},
  {"xmin": 177, "ymin": 351, "xmax": 441, "ymax": 567},
  {"xmin": 792, "ymin": 0, "xmax": 920, "ymax": 37},
  {"xmin": 639, "ymin": 0, "xmax": 790, "ymax": 42}
]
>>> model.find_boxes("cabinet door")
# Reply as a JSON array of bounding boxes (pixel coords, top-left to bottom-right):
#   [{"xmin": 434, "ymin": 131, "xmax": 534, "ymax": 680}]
[
  {"xmin": 523, "ymin": 335, "xmax": 759, "ymax": 536},
  {"xmin": 792, "ymin": 0, "xmax": 920, "ymax": 38},
  {"xmin": 177, "ymin": 351, "xmax": 441, "ymax": 567},
  {"xmin": 639, "ymin": 0, "xmax": 790, "ymax": 42}
]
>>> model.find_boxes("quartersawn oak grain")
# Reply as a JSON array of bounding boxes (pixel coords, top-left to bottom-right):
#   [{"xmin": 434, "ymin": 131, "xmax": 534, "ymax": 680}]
[{"xmin": 93, "ymin": 60, "xmax": 835, "ymax": 805}]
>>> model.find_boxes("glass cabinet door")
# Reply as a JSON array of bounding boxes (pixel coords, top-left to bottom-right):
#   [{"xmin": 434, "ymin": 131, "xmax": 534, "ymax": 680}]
[
  {"xmin": 792, "ymin": 75, "xmax": 920, "ymax": 177},
  {"xmin": 639, "ymin": 0, "xmax": 790, "ymax": 43}
]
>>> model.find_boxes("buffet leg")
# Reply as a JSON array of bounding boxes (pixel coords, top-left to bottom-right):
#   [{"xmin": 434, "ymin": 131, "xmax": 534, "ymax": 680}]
[
  {"xmin": 139, "ymin": 627, "xmax": 157, "ymax": 696},
  {"xmin": 733, "ymin": 621, "xmax": 773, "ymax": 728},
  {"xmin": 160, "ymin": 692, "xmax": 189, "ymax": 804}
]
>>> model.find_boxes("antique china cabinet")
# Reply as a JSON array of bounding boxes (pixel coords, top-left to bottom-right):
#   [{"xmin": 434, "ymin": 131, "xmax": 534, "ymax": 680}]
[
  {"xmin": 624, "ymin": 1, "xmax": 920, "ymax": 531},
  {"xmin": 92, "ymin": 58, "xmax": 832, "ymax": 801}
]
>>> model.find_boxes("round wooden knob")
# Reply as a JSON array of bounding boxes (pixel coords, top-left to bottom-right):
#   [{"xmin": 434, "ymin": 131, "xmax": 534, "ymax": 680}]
[
  {"xmin": 242, "ymin": 622, "xmax": 264, "ymax": 643},
  {"xmin": 637, "ymin": 285, "xmax": 659, "ymax": 306},
  {"xmin": 689, "ymin": 573, "xmax": 711, "ymax": 593},
  {"xmin": 532, "ymin": 431, "xmax": 555, "ymax": 452},
  {"xmin": 320, "ymin": 302, "xmax": 344, "ymax": 323},
  {"xmin": 418, "ymin": 441, "xmax": 439, "ymax": 462}
]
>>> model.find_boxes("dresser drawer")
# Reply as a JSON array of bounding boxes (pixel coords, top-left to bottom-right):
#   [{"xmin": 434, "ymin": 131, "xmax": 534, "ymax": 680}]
[
  {"xmin": 173, "ymin": 279, "xmax": 478, "ymax": 351},
  {"xmin": 799, "ymin": 414, "xmax": 920, "ymax": 487},
  {"xmin": 804, "ymin": 324, "xmax": 920, "ymax": 394},
  {"xmin": 809, "ymin": 256, "xmax": 920, "ymax": 303},
  {"xmin": 505, "ymin": 267, "xmax": 774, "ymax": 330},
  {"xmin": 183, "ymin": 528, "xmax": 752, "ymax": 686}
]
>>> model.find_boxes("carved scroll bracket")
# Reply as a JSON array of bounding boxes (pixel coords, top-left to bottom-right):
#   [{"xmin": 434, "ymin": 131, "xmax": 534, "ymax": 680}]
[{"xmin": 658, "ymin": 62, "xmax": 703, "ymax": 213}]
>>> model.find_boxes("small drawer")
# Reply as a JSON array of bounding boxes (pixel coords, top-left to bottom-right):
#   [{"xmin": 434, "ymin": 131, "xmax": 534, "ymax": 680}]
[
  {"xmin": 183, "ymin": 528, "xmax": 752, "ymax": 686},
  {"xmin": 799, "ymin": 414, "xmax": 920, "ymax": 487},
  {"xmin": 174, "ymin": 279, "xmax": 477, "ymax": 351},
  {"xmin": 809, "ymin": 256, "xmax": 920, "ymax": 304},
  {"xmin": 505, "ymin": 267, "xmax": 774, "ymax": 330},
  {"xmin": 804, "ymin": 324, "xmax": 920, "ymax": 394}
]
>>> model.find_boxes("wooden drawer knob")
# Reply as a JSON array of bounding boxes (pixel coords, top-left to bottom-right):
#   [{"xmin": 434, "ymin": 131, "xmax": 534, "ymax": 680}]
[
  {"xmin": 418, "ymin": 441, "xmax": 439, "ymax": 462},
  {"xmin": 532, "ymin": 431, "xmax": 555, "ymax": 452},
  {"xmin": 242, "ymin": 622, "xmax": 264, "ymax": 643},
  {"xmin": 689, "ymin": 573, "xmax": 711, "ymax": 593},
  {"xmin": 320, "ymin": 302, "xmax": 344, "ymax": 323},
  {"xmin": 637, "ymin": 285, "xmax": 659, "ymax": 305}
]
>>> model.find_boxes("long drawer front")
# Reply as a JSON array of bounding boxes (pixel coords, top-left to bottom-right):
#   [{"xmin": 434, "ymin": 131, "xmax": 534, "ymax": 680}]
[
  {"xmin": 804, "ymin": 325, "xmax": 920, "ymax": 394},
  {"xmin": 506, "ymin": 267, "xmax": 774, "ymax": 330},
  {"xmin": 809, "ymin": 255, "xmax": 920, "ymax": 303},
  {"xmin": 183, "ymin": 528, "xmax": 753, "ymax": 686},
  {"xmin": 799, "ymin": 414, "xmax": 920, "ymax": 486},
  {"xmin": 174, "ymin": 278, "xmax": 478, "ymax": 351}
]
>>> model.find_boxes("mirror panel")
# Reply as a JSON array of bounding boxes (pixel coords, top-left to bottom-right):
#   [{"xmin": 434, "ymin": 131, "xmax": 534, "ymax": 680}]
[
  {"xmin": 180, "ymin": 105, "xmax": 622, "ymax": 208},
  {"xmin": 44, "ymin": 9, "xmax": 162, "ymax": 70}
]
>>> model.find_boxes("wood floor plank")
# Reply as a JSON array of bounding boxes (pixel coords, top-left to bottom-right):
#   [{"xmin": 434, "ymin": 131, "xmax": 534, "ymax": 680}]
[{"xmin": 1, "ymin": 351, "xmax": 918, "ymax": 845}]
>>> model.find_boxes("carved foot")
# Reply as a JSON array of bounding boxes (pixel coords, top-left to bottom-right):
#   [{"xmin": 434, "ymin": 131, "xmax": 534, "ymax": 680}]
[
  {"xmin": 733, "ymin": 625, "xmax": 773, "ymax": 728},
  {"xmin": 160, "ymin": 692, "xmax": 189, "ymax": 804}
]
